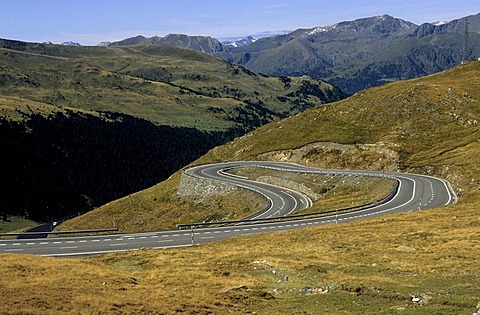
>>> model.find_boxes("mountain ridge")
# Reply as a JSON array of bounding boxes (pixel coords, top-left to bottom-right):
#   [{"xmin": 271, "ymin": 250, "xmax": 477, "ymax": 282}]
[
  {"xmin": 105, "ymin": 12, "xmax": 480, "ymax": 93},
  {"xmin": 108, "ymin": 33, "xmax": 225, "ymax": 53}
]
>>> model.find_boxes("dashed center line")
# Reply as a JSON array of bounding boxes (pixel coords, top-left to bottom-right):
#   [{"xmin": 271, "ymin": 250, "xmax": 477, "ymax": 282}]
[{"xmin": 59, "ymin": 246, "xmax": 78, "ymax": 250}]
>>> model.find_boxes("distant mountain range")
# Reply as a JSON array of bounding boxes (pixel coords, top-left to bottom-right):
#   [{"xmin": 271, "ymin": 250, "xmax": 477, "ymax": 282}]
[
  {"xmin": 32, "ymin": 12, "xmax": 480, "ymax": 93},
  {"xmin": 223, "ymin": 13, "xmax": 480, "ymax": 93},
  {"xmin": 101, "ymin": 12, "xmax": 480, "ymax": 93}
]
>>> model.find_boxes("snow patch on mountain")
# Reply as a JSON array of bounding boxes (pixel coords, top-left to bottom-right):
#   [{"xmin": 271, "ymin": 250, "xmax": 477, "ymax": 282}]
[
  {"xmin": 307, "ymin": 24, "xmax": 338, "ymax": 35},
  {"xmin": 221, "ymin": 30, "xmax": 290, "ymax": 47},
  {"xmin": 61, "ymin": 41, "xmax": 81, "ymax": 46}
]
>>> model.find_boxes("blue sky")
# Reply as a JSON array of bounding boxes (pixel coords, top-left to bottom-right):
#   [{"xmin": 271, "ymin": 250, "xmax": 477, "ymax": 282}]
[{"xmin": 2, "ymin": 0, "xmax": 479, "ymax": 45}]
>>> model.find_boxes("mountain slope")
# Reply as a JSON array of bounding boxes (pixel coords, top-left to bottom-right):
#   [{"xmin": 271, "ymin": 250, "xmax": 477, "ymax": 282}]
[
  {"xmin": 0, "ymin": 38, "xmax": 347, "ymax": 222},
  {"xmin": 226, "ymin": 13, "xmax": 480, "ymax": 93},
  {"xmin": 228, "ymin": 14, "xmax": 416, "ymax": 70},
  {"xmin": 62, "ymin": 62, "xmax": 480, "ymax": 232},
  {"xmin": 108, "ymin": 34, "xmax": 225, "ymax": 53},
  {"xmin": 0, "ymin": 97, "xmax": 235, "ymax": 222},
  {"xmin": 0, "ymin": 38, "xmax": 346, "ymax": 131}
]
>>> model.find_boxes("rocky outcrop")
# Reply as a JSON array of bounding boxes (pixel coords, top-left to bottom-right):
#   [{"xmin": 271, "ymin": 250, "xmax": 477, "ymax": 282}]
[
  {"xmin": 257, "ymin": 141, "xmax": 400, "ymax": 171},
  {"xmin": 177, "ymin": 172, "xmax": 236, "ymax": 196}
]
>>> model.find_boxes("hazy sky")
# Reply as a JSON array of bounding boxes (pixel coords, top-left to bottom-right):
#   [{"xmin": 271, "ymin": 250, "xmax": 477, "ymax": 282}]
[{"xmin": 2, "ymin": 0, "xmax": 479, "ymax": 45}]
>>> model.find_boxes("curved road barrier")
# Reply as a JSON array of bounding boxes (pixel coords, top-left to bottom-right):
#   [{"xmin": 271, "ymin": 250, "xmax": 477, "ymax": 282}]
[{"xmin": 0, "ymin": 161, "xmax": 456, "ymax": 256}]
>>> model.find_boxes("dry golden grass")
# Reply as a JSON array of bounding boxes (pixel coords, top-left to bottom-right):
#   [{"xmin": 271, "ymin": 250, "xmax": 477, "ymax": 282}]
[
  {"xmin": 59, "ymin": 172, "xmax": 267, "ymax": 232},
  {"xmin": 1, "ymin": 195, "xmax": 478, "ymax": 314}
]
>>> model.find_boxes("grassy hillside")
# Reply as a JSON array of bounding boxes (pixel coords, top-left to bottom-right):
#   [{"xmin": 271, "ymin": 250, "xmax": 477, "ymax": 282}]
[
  {"xmin": 0, "ymin": 96, "xmax": 238, "ymax": 222},
  {"xmin": 2, "ymin": 63, "xmax": 479, "ymax": 314},
  {"xmin": 0, "ymin": 39, "xmax": 346, "ymax": 131},
  {"xmin": 61, "ymin": 62, "xmax": 480, "ymax": 232},
  {"xmin": 0, "ymin": 38, "xmax": 347, "ymax": 223}
]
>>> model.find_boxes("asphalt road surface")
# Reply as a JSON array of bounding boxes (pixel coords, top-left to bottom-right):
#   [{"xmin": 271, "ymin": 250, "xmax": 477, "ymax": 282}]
[{"xmin": 0, "ymin": 161, "xmax": 456, "ymax": 256}]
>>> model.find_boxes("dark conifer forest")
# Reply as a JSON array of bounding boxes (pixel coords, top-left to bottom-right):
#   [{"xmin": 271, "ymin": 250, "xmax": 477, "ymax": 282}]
[{"xmin": 0, "ymin": 111, "xmax": 239, "ymax": 222}]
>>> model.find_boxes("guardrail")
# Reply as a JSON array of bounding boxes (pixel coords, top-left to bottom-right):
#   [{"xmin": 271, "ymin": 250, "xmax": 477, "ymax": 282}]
[
  {"xmin": 177, "ymin": 179, "xmax": 400, "ymax": 229},
  {"xmin": 0, "ymin": 228, "xmax": 118, "ymax": 238}
]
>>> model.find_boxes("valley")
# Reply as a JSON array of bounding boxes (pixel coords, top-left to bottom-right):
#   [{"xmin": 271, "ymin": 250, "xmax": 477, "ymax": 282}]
[{"xmin": 0, "ymin": 39, "xmax": 346, "ymax": 223}]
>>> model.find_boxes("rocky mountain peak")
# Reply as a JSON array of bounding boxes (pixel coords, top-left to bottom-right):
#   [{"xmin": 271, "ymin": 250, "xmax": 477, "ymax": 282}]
[{"xmin": 305, "ymin": 15, "xmax": 417, "ymax": 39}]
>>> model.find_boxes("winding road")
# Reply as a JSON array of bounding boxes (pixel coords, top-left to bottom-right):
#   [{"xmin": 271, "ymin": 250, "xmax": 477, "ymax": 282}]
[{"xmin": 0, "ymin": 161, "xmax": 456, "ymax": 256}]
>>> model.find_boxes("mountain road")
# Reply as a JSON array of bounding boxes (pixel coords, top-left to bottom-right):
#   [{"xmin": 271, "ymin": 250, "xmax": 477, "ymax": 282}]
[{"xmin": 0, "ymin": 161, "xmax": 456, "ymax": 256}]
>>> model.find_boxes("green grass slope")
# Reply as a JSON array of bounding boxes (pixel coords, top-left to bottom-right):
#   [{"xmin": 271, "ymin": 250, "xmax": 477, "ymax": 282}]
[{"xmin": 0, "ymin": 39, "xmax": 346, "ymax": 131}]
